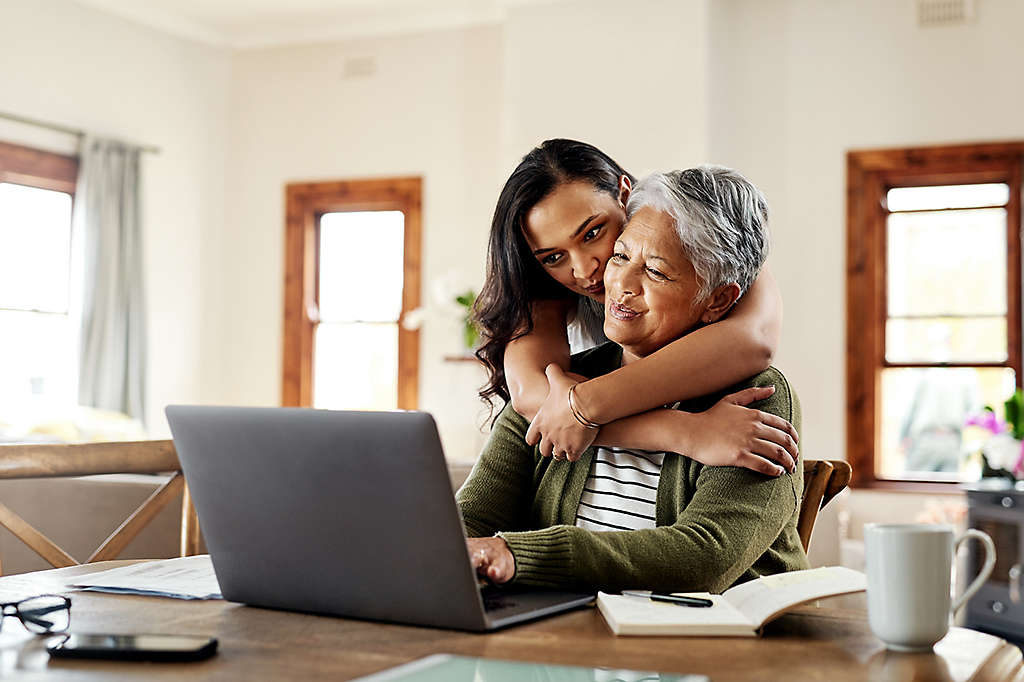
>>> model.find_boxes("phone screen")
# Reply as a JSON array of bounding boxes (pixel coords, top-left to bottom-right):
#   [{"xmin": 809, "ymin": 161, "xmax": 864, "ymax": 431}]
[{"xmin": 48, "ymin": 633, "xmax": 218, "ymax": 661}]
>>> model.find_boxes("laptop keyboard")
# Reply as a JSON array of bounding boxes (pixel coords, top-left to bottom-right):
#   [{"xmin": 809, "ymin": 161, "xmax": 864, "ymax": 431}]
[{"xmin": 479, "ymin": 585, "xmax": 518, "ymax": 612}]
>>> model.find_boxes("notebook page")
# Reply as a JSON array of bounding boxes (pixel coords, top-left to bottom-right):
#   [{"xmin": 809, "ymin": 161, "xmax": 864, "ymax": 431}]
[
  {"xmin": 721, "ymin": 566, "xmax": 866, "ymax": 628},
  {"xmin": 597, "ymin": 592, "xmax": 757, "ymax": 635}
]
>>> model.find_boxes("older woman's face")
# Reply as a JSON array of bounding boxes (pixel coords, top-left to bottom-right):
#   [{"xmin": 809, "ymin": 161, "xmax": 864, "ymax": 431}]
[{"xmin": 603, "ymin": 206, "xmax": 705, "ymax": 362}]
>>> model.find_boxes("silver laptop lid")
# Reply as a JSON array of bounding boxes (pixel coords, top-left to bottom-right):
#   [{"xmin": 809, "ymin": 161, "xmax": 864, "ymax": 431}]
[{"xmin": 166, "ymin": 406, "xmax": 488, "ymax": 631}]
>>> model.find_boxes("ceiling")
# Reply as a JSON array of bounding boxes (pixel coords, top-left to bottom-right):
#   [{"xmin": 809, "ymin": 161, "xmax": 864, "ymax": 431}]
[{"xmin": 72, "ymin": 0, "xmax": 558, "ymax": 48}]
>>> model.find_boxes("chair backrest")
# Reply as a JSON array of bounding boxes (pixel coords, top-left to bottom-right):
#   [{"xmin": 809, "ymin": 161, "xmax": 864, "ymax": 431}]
[
  {"xmin": 799, "ymin": 459, "xmax": 852, "ymax": 552},
  {"xmin": 0, "ymin": 440, "xmax": 200, "ymax": 575}
]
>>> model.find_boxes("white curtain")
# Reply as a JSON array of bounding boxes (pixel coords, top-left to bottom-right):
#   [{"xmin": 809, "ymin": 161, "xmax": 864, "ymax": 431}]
[{"xmin": 74, "ymin": 137, "xmax": 147, "ymax": 423}]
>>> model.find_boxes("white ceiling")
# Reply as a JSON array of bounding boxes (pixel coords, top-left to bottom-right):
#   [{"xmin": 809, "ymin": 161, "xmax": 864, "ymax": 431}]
[{"xmin": 73, "ymin": 0, "xmax": 558, "ymax": 48}]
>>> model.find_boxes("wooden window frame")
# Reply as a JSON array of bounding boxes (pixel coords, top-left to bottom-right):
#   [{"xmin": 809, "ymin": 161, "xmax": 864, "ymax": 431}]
[
  {"xmin": 282, "ymin": 177, "xmax": 421, "ymax": 409},
  {"xmin": 0, "ymin": 140, "xmax": 79, "ymax": 308},
  {"xmin": 0, "ymin": 140, "xmax": 78, "ymax": 194},
  {"xmin": 0, "ymin": 139, "xmax": 80, "ymax": 407},
  {"xmin": 847, "ymin": 141, "xmax": 1024, "ymax": 490}
]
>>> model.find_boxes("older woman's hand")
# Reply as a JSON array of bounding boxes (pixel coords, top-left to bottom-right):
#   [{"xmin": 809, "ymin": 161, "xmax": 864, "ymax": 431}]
[
  {"xmin": 524, "ymin": 364, "xmax": 596, "ymax": 462},
  {"xmin": 684, "ymin": 385, "xmax": 800, "ymax": 476},
  {"xmin": 467, "ymin": 536, "xmax": 515, "ymax": 584}
]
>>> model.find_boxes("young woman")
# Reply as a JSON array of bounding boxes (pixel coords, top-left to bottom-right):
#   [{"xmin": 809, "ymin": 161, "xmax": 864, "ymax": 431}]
[{"xmin": 473, "ymin": 140, "xmax": 798, "ymax": 476}]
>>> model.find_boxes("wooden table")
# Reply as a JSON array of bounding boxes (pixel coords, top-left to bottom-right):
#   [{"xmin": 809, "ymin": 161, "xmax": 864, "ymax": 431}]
[{"xmin": 0, "ymin": 561, "xmax": 1021, "ymax": 681}]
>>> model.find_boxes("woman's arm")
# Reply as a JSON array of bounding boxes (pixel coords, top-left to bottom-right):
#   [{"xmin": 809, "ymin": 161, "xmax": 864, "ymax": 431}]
[
  {"xmin": 474, "ymin": 439, "xmax": 802, "ymax": 588},
  {"xmin": 592, "ymin": 387, "xmax": 798, "ymax": 475},
  {"xmin": 578, "ymin": 268, "xmax": 782, "ymax": 424},
  {"xmin": 497, "ymin": 462, "xmax": 801, "ymax": 593},
  {"xmin": 456, "ymin": 404, "xmax": 539, "ymax": 538},
  {"xmin": 503, "ymin": 298, "xmax": 573, "ymax": 420},
  {"xmin": 527, "ymin": 366, "xmax": 796, "ymax": 473},
  {"xmin": 525, "ymin": 270, "xmax": 789, "ymax": 466}
]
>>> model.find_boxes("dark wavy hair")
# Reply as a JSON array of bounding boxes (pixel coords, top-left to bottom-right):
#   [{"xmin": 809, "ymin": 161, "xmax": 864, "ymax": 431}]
[{"xmin": 473, "ymin": 139, "xmax": 634, "ymax": 416}]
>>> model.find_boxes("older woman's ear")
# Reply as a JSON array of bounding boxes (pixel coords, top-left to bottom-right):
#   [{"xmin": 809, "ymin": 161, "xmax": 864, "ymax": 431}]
[
  {"xmin": 700, "ymin": 283, "xmax": 743, "ymax": 324},
  {"xmin": 617, "ymin": 174, "xmax": 633, "ymax": 208}
]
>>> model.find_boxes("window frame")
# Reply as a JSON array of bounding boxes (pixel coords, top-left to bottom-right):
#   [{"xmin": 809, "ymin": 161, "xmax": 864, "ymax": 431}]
[
  {"xmin": 0, "ymin": 140, "xmax": 78, "ymax": 195},
  {"xmin": 846, "ymin": 141, "xmax": 1024, "ymax": 490},
  {"xmin": 0, "ymin": 140, "xmax": 79, "ymax": 406},
  {"xmin": 282, "ymin": 177, "xmax": 422, "ymax": 410}
]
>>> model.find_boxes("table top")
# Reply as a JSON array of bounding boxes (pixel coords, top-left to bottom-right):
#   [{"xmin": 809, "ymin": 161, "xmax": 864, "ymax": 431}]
[{"xmin": 0, "ymin": 561, "xmax": 1021, "ymax": 681}]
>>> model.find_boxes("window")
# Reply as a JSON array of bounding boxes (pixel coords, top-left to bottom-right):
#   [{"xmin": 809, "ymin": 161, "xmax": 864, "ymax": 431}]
[
  {"xmin": 0, "ymin": 141, "xmax": 78, "ymax": 409},
  {"xmin": 847, "ymin": 142, "xmax": 1024, "ymax": 489},
  {"xmin": 282, "ymin": 178, "xmax": 421, "ymax": 410}
]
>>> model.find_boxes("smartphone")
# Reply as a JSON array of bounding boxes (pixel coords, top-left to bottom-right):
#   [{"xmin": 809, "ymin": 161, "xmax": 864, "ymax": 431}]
[{"xmin": 47, "ymin": 633, "xmax": 218, "ymax": 662}]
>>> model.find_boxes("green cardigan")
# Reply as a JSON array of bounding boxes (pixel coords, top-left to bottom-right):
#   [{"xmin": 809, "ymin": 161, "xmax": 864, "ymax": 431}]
[{"xmin": 456, "ymin": 342, "xmax": 810, "ymax": 593}]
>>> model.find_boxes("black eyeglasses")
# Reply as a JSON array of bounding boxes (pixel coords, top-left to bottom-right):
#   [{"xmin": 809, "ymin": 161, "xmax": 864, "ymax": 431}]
[{"xmin": 0, "ymin": 595, "xmax": 71, "ymax": 634}]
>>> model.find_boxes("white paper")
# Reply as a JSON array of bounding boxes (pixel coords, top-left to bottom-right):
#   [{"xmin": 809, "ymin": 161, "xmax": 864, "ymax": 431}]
[
  {"xmin": 596, "ymin": 592, "xmax": 756, "ymax": 636},
  {"xmin": 722, "ymin": 565, "xmax": 867, "ymax": 627},
  {"xmin": 597, "ymin": 566, "xmax": 868, "ymax": 636},
  {"xmin": 70, "ymin": 555, "xmax": 222, "ymax": 600},
  {"xmin": 0, "ymin": 572, "xmax": 77, "ymax": 604}
]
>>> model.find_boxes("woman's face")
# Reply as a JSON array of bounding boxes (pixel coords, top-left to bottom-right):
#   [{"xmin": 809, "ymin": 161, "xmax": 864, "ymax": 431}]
[
  {"xmin": 521, "ymin": 180, "xmax": 627, "ymax": 303},
  {"xmin": 602, "ymin": 206, "xmax": 706, "ymax": 362}
]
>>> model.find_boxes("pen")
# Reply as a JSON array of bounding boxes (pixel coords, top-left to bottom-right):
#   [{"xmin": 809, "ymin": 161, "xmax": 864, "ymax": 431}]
[{"xmin": 621, "ymin": 590, "xmax": 713, "ymax": 608}]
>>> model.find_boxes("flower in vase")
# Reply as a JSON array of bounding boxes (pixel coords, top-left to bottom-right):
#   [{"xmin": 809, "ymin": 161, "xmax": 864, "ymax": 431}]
[
  {"xmin": 982, "ymin": 432, "xmax": 1023, "ymax": 474},
  {"xmin": 966, "ymin": 410, "xmax": 1009, "ymax": 435},
  {"xmin": 399, "ymin": 270, "xmax": 480, "ymax": 352}
]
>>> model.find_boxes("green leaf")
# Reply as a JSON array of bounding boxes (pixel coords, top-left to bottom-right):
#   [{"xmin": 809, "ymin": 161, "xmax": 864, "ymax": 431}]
[
  {"xmin": 1007, "ymin": 389, "xmax": 1024, "ymax": 440},
  {"xmin": 463, "ymin": 319, "xmax": 479, "ymax": 350}
]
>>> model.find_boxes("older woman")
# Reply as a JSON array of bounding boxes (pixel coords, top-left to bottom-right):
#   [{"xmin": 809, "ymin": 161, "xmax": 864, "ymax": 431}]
[{"xmin": 456, "ymin": 166, "xmax": 809, "ymax": 593}]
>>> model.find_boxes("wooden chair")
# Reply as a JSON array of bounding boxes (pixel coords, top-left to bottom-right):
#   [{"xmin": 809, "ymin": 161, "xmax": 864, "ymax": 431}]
[
  {"xmin": 0, "ymin": 440, "xmax": 199, "ymax": 575},
  {"xmin": 799, "ymin": 459, "xmax": 853, "ymax": 552}
]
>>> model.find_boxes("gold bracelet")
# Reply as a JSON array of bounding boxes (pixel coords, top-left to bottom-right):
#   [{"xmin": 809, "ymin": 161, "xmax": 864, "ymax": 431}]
[{"xmin": 568, "ymin": 384, "xmax": 601, "ymax": 429}]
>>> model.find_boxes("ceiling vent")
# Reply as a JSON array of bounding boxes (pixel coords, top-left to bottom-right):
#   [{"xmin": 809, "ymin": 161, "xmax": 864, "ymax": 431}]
[
  {"xmin": 917, "ymin": 0, "xmax": 975, "ymax": 26},
  {"xmin": 342, "ymin": 56, "xmax": 376, "ymax": 79}
]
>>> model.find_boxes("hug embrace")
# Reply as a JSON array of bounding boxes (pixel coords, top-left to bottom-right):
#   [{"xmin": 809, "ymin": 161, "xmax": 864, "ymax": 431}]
[{"xmin": 457, "ymin": 139, "xmax": 810, "ymax": 592}]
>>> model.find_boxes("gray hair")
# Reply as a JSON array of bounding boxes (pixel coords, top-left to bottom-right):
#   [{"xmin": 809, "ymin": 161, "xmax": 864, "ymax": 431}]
[{"xmin": 625, "ymin": 165, "xmax": 770, "ymax": 303}]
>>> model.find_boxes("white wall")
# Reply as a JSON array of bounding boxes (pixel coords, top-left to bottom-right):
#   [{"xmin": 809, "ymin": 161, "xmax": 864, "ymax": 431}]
[
  {"xmin": 0, "ymin": 0, "xmax": 229, "ymax": 433},
  {"xmin": 500, "ymin": 0, "xmax": 710, "ymax": 173},
  {"xmin": 215, "ymin": 0, "xmax": 712, "ymax": 461},
  {"xmin": 217, "ymin": 25, "xmax": 504, "ymax": 460}
]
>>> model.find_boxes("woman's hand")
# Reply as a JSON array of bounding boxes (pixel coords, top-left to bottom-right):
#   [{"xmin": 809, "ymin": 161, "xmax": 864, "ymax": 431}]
[
  {"xmin": 684, "ymin": 386, "xmax": 800, "ymax": 476},
  {"xmin": 524, "ymin": 364, "xmax": 596, "ymax": 462},
  {"xmin": 467, "ymin": 536, "xmax": 515, "ymax": 584}
]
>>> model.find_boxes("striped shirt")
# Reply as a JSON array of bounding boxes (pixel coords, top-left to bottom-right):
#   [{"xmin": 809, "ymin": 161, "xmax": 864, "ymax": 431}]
[{"xmin": 574, "ymin": 447, "xmax": 666, "ymax": 532}]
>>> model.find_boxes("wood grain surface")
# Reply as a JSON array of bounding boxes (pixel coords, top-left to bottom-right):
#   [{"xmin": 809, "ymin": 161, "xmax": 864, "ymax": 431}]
[{"xmin": 0, "ymin": 561, "xmax": 1019, "ymax": 681}]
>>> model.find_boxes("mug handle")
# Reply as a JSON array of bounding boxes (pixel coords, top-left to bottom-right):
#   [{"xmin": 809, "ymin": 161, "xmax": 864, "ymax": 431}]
[{"xmin": 951, "ymin": 529, "xmax": 996, "ymax": 616}]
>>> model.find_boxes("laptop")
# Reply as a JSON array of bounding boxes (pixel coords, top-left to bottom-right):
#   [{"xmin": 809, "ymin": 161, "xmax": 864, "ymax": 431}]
[{"xmin": 165, "ymin": 405, "xmax": 594, "ymax": 631}]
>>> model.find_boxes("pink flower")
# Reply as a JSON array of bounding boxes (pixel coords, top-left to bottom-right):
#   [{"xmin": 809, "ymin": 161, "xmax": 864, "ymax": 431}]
[
  {"xmin": 967, "ymin": 411, "xmax": 1009, "ymax": 435},
  {"xmin": 1014, "ymin": 441, "xmax": 1024, "ymax": 479}
]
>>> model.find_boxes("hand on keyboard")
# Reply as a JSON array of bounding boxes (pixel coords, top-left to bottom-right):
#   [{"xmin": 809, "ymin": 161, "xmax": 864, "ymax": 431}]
[{"xmin": 467, "ymin": 536, "xmax": 515, "ymax": 584}]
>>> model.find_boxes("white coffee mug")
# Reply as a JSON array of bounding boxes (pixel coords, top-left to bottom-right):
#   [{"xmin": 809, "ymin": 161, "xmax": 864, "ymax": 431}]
[{"xmin": 864, "ymin": 523, "xmax": 996, "ymax": 651}]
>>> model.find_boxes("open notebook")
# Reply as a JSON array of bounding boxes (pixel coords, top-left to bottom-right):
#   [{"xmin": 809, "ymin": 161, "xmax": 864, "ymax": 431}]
[{"xmin": 597, "ymin": 566, "xmax": 866, "ymax": 636}]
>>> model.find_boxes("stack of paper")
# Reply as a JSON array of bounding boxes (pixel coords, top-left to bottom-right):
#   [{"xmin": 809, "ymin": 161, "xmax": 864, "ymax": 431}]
[{"xmin": 70, "ymin": 555, "xmax": 222, "ymax": 600}]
